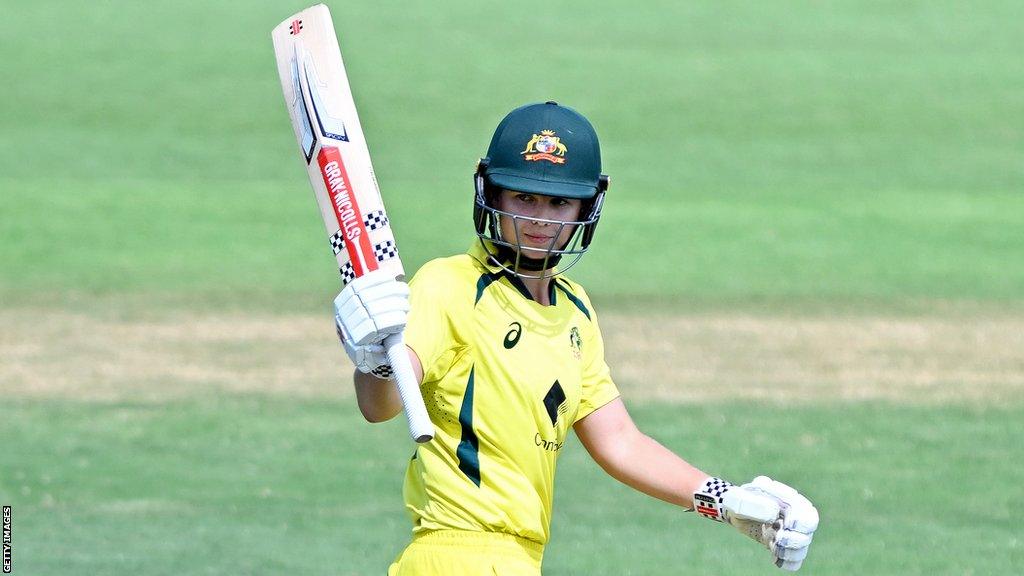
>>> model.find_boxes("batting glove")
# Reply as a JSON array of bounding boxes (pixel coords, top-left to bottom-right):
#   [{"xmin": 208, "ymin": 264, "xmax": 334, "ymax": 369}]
[
  {"xmin": 333, "ymin": 270, "xmax": 410, "ymax": 378},
  {"xmin": 335, "ymin": 316, "xmax": 392, "ymax": 378},
  {"xmin": 693, "ymin": 476, "xmax": 818, "ymax": 571}
]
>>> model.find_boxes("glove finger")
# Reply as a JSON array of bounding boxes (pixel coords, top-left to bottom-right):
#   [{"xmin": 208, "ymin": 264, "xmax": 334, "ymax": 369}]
[
  {"xmin": 775, "ymin": 558, "xmax": 804, "ymax": 572},
  {"xmin": 747, "ymin": 477, "xmax": 818, "ymax": 534},
  {"xmin": 724, "ymin": 490, "xmax": 781, "ymax": 523},
  {"xmin": 334, "ymin": 285, "xmax": 364, "ymax": 318},
  {"xmin": 749, "ymin": 476, "xmax": 800, "ymax": 501},
  {"xmin": 336, "ymin": 299, "xmax": 376, "ymax": 342},
  {"xmin": 348, "ymin": 269, "xmax": 399, "ymax": 292},
  {"xmin": 369, "ymin": 354, "xmax": 390, "ymax": 370},
  {"xmin": 782, "ymin": 502, "xmax": 819, "ymax": 534},
  {"xmin": 364, "ymin": 296, "xmax": 411, "ymax": 320},
  {"xmin": 350, "ymin": 318, "xmax": 384, "ymax": 346},
  {"xmin": 336, "ymin": 291, "xmax": 369, "ymax": 319},
  {"xmin": 335, "ymin": 315, "xmax": 348, "ymax": 342},
  {"xmin": 776, "ymin": 546, "xmax": 809, "ymax": 563},
  {"xmin": 369, "ymin": 312, "xmax": 408, "ymax": 337},
  {"xmin": 350, "ymin": 344, "xmax": 390, "ymax": 373},
  {"xmin": 755, "ymin": 478, "xmax": 810, "ymax": 514},
  {"xmin": 774, "ymin": 530, "xmax": 812, "ymax": 560},
  {"xmin": 358, "ymin": 280, "xmax": 410, "ymax": 304},
  {"xmin": 351, "ymin": 347, "xmax": 372, "ymax": 373}
]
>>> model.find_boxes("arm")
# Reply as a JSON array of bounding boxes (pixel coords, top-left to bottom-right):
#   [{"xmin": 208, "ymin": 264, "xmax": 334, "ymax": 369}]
[
  {"xmin": 353, "ymin": 346, "xmax": 423, "ymax": 423},
  {"xmin": 575, "ymin": 398, "xmax": 819, "ymax": 572},
  {"xmin": 574, "ymin": 398, "xmax": 707, "ymax": 508}
]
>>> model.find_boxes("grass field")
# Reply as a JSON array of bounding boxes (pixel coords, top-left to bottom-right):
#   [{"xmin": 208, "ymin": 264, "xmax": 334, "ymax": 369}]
[
  {"xmin": 3, "ymin": 398, "xmax": 1022, "ymax": 575},
  {"xmin": 2, "ymin": 0, "xmax": 1022, "ymax": 574}
]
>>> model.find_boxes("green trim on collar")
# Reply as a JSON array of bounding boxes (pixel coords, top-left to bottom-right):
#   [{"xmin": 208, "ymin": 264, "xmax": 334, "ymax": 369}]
[{"xmin": 553, "ymin": 280, "xmax": 591, "ymax": 320}]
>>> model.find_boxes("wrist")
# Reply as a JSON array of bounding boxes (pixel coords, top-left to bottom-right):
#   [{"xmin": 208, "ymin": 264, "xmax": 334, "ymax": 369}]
[{"xmin": 692, "ymin": 476, "xmax": 734, "ymax": 522}]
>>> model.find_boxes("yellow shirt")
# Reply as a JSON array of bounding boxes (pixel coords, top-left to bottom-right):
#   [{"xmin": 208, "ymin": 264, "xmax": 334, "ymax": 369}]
[{"xmin": 402, "ymin": 242, "xmax": 620, "ymax": 546}]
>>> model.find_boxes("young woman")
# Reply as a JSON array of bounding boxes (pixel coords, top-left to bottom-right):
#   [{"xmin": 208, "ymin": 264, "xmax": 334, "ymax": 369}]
[{"xmin": 334, "ymin": 102, "xmax": 818, "ymax": 575}]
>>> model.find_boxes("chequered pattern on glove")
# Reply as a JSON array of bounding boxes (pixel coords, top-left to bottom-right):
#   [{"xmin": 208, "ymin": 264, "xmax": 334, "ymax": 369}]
[
  {"xmin": 374, "ymin": 240, "xmax": 398, "ymax": 262},
  {"xmin": 694, "ymin": 477, "xmax": 734, "ymax": 522},
  {"xmin": 705, "ymin": 477, "xmax": 734, "ymax": 502},
  {"xmin": 370, "ymin": 364, "xmax": 394, "ymax": 380}
]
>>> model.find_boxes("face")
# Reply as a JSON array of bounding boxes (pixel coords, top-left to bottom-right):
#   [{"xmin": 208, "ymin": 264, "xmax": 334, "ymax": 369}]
[{"xmin": 496, "ymin": 189, "xmax": 583, "ymax": 258}]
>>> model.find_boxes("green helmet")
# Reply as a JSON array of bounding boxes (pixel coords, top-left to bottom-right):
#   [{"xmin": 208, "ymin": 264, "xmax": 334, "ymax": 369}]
[{"xmin": 473, "ymin": 101, "xmax": 609, "ymax": 278}]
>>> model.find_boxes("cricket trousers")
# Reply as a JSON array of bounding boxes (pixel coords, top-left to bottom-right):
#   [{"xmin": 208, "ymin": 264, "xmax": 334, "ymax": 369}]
[{"xmin": 388, "ymin": 529, "xmax": 544, "ymax": 576}]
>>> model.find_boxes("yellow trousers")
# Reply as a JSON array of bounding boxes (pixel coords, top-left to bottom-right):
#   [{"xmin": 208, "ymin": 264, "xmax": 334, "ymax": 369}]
[{"xmin": 388, "ymin": 530, "xmax": 544, "ymax": 576}]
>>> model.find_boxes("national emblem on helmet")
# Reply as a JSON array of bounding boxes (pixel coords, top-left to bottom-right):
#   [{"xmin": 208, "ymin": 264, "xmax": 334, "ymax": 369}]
[{"xmin": 522, "ymin": 130, "xmax": 568, "ymax": 164}]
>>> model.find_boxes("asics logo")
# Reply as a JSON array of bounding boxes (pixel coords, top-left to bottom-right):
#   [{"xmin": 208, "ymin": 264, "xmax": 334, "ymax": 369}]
[{"xmin": 503, "ymin": 322, "xmax": 522, "ymax": 349}]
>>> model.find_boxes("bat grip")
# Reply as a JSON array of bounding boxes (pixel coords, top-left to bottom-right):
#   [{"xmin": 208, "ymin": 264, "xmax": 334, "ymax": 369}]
[{"xmin": 383, "ymin": 331, "xmax": 434, "ymax": 443}]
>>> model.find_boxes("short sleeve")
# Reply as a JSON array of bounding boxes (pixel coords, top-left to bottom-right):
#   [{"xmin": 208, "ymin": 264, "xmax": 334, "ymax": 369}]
[
  {"xmin": 403, "ymin": 259, "xmax": 459, "ymax": 383},
  {"xmin": 573, "ymin": 293, "xmax": 620, "ymax": 423}
]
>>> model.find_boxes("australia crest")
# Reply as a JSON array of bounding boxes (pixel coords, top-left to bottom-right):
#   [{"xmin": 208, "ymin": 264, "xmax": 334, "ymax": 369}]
[
  {"xmin": 569, "ymin": 326, "xmax": 582, "ymax": 360},
  {"xmin": 522, "ymin": 130, "xmax": 567, "ymax": 164}
]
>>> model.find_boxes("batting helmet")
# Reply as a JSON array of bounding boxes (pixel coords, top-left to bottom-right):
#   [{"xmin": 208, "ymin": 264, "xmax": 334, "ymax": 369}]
[{"xmin": 473, "ymin": 101, "xmax": 609, "ymax": 278}]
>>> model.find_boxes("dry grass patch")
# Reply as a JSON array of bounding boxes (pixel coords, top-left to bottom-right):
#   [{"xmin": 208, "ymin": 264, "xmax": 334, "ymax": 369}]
[
  {"xmin": 2, "ymin": 308, "xmax": 1022, "ymax": 404},
  {"xmin": 0, "ymin": 309, "xmax": 351, "ymax": 401},
  {"xmin": 607, "ymin": 314, "xmax": 1024, "ymax": 404}
]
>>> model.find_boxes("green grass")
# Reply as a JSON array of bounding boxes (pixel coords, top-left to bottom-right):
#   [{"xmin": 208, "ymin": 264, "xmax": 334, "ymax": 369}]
[
  {"xmin": 2, "ymin": 2, "xmax": 1022, "ymax": 574},
  {"xmin": 1, "ymin": 398, "xmax": 1020, "ymax": 575},
  {"xmin": 2, "ymin": 0, "xmax": 1022, "ymax": 309}
]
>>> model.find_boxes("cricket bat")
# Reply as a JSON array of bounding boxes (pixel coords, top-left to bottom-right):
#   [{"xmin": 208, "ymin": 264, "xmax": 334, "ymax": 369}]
[{"xmin": 271, "ymin": 4, "xmax": 433, "ymax": 443}]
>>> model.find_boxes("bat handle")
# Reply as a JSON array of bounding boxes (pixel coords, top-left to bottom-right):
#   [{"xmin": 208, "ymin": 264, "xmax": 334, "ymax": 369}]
[{"xmin": 383, "ymin": 331, "xmax": 434, "ymax": 443}]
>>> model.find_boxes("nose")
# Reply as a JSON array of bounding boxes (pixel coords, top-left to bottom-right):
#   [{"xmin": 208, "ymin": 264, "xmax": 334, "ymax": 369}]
[{"xmin": 528, "ymin": 204, "xmax": 560, "ymax": 223}]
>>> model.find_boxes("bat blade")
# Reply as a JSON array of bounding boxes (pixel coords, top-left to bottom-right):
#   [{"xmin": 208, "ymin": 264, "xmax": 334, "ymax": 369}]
[{"xmin": 272, "ymin": 4, "xmax": 433, "ymax": 443}]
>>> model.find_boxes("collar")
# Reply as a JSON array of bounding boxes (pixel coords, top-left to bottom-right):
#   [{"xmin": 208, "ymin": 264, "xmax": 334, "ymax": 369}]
[
  {"xmin": 468, "ymin": 239, "xmax": 561, "ymax": 304},
  {"xmin": 467, "ymin": 239, "xmax": 505, "ymax": 273}
]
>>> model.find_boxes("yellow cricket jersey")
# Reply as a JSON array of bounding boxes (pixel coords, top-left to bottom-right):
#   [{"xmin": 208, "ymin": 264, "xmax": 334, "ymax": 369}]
[{"xmin": 401, "ymin": 242, "xmax": 620, "ymax": 547}]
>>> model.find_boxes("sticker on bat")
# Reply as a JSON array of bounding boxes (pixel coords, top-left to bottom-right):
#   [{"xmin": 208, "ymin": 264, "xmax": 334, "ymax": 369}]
[{"xmin": 317, "ymin": 146, "xmax": 377, "ymax": 276}]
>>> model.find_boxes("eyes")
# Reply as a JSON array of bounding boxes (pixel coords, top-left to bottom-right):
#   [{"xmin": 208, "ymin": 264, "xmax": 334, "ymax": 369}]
[{"xmin": 514, "ymin": 193, "xmax": 573, "ymax": 208}]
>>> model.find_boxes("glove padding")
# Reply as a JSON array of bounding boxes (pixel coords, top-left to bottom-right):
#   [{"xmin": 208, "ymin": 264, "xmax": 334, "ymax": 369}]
[
  {"xmin": 335, "ymin": 316, "xmax": 392, "ymax": 377},
  {"xmin": 694, "ymin": 476, "xmax": 818, "ymax": 572},
  {"xmin": 334, "ymin": 270, "xmax": 410, "ymax": 376}
]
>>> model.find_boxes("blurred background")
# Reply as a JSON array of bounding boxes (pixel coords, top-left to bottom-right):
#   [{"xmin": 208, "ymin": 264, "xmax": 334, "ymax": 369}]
[{"xmin": 2, "ymin": 1, "xmax": 1022, "ymax": 574}]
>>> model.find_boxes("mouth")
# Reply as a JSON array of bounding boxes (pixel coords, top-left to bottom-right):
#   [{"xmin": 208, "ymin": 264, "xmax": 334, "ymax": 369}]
[{"xmin": 522, "ymin": 233, "xmax": 554, "ymax": 244}]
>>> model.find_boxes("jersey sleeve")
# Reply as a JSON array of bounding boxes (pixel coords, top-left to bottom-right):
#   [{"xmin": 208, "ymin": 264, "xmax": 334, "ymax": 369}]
[
  {"xmin": 403, "ymin": 259, "xmax": 461, "ymax": 384},
  {"xmin": 573, "ymin": 287, "xmax": 620, "ymax": 423}
]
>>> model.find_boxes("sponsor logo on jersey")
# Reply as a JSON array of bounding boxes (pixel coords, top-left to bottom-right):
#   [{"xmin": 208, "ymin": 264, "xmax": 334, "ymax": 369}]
[
  {"xmin": 537, "ymin": 381, "xmax": 569, "ymax": 452},
  {"xmin": 521, "ymin": 130, "xmax": 567, "ymax": 164},
  {"xmin": 542, "ymin": 380, "xmax": 568, "ymax": 426},
  {"xmin": 534, "ymin": 433, "xmax": 564, "ymax": 452},
  {"xmin": 503, "ymin": 321, "xmax": 522, "ymax": 349}
]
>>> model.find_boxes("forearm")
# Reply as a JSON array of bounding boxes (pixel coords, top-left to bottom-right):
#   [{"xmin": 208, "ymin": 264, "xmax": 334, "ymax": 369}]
[
  {"xmin": 576, "ymin": 399, "xmax": 709, "ymax": 509},
  {"xmin": 599, "ymin": 430, "xmax": 708, "ymax": 509},
  {"xmin": 351, "ymin": 345, "xmax": 423, "ymax": 423},
  {"xmin": 353, "ymin": 370, "xmax": 402, "ymax": 422}
]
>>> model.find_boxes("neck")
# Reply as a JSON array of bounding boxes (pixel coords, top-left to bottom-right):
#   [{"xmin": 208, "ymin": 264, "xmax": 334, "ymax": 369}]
[{"xmin": 519, "ymin": 275, "xmax": 553, "ymax": 306}]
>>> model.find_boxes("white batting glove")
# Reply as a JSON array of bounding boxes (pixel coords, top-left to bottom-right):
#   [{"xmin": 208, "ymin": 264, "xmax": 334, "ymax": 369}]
[
  {"xmin": 333, "ymin": 270, "xmax": 410, "ymax": 378},
  {"xmin": 693, "ymin": 476, "xmax": 819, "ymax": 571},
  {"xmin": 335, "ymin": 316, "xmax": 392, "ymax": 378}
]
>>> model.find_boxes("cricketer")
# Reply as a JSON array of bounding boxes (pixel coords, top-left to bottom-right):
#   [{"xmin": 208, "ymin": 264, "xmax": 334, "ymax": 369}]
[{"xmin": 334, "ymin": 102, "xmax": 819, "ymax": 575}]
